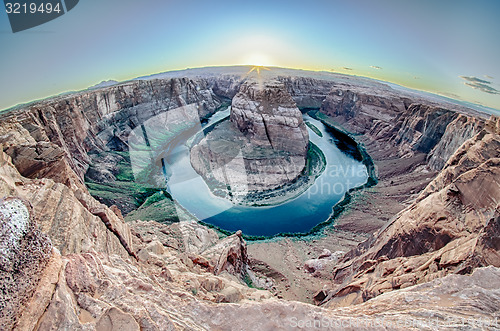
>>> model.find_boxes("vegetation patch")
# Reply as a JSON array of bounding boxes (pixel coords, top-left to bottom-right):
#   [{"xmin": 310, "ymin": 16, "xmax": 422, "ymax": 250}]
[
  {"xmin": 85, "ymin": 150, "xmax": 179, "ymax": 223},
  {"xmin": 305, "ymin": 121, "xmax": 323, "ymax": 137}
]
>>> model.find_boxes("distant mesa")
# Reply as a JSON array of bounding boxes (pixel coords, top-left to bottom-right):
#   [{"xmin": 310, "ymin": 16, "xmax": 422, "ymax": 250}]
[{"xmin": 88, "ymin": 80, "xmax": 119, "ymax": 90}]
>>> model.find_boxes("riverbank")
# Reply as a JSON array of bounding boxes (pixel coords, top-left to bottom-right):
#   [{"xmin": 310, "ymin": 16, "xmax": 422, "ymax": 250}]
[
  {"xmin": 246, "ymin": 111, "xmax": 437, "ymax": 303},
  {"xmin": 308, "ymin": 109, "xmax": 377, "ymax": 187},
  {"xmin": 190, "ymin": 129, "xmax": 327, "ymax": 208},
  {"xmin": 189, "ymin": 114, "xmax": 323, "ymax": 208},
  {"xmin": 183, "ymin": 113, "xmax": 369, "ymax": 237}
]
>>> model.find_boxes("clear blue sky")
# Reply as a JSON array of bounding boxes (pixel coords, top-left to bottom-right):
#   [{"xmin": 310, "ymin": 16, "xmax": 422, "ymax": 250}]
[{"xmin": 1, "ymin": 0, "xmax": 499, "ymax": 110}]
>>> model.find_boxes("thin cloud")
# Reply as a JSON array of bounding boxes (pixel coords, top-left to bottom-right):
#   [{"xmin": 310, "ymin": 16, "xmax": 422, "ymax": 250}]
[
  {"xmin": 370, "ymin": 66, "xmax": 382, "ymax": 70},
  {"xmin": 485, "ymin": 75, "xmax": 494, "ymax": 79},
  {"xmin": 441, "ymin": 92, "xmax": 461, "ymax": 99},
  {"xmin": 461, "ymin": 76, "xmax": 491, "ymax": 84},
  {"xmin": 473, "ymin": 100, "xmax": 487, "ymax": 107},
  {"xmin": 460, "ymin": 76, "xmax": 499, "ymax": 95},
  {"xmin": 342, "ymin": 67, "xmax": 353, "ymax": 71}
]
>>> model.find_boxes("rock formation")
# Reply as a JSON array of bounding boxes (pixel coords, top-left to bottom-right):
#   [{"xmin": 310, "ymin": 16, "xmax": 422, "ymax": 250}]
[
  {"xmin": 0, "ymin": 148, "xmax": 268, "ymax": 329},
  {"xmin": 391, "ymin": 104, "xmax": 459, "ymax": 156},
  {"xmin": 190, "ymin": 81, "xmax": 309, "ymax": 199},
  {"xmin": 427, "ymin": 114, "xmax": 484, "ymax": 170},
  {"xmin": 0, "ymin": 69, "xmax": 499, "ymax": 330},
  {"xmin": 1, "ymin": 193, "xmax": 499, "ymax": 329},
  {"xmin": 0, "ymin": 198, "xmax": 52, "ymax": 331},
  {"xmin": 319, "ymin": 82, "xmax": 409, "ymax": 133},
  {"xmin": 316, "ymin": 103, "xmax": 500, "ymax": 308},
  {"xmin": 230, "ymin": 81, "xmax": 309, "ymax": 155}
]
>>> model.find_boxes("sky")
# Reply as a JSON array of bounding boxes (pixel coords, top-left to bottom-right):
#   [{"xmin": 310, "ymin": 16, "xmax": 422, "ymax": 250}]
[{"xmin": 0, "ymin": 0, "xmax": 499, "ymax": 110}]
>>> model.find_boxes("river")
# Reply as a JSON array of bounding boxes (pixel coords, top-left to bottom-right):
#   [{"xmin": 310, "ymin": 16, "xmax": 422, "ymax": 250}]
[{"xmin": 164, "ymin": 109, "xmax": 368, "ymax": 236}]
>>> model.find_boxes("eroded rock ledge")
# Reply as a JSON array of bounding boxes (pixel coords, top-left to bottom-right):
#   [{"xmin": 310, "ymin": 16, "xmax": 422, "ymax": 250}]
[
  {"xmin": 313, "ymin": 111, "xmax": 500, "ymax": 308},
  {"xmin": 0, "ymin": 71, "xmax": 499, "ymax": 329}
]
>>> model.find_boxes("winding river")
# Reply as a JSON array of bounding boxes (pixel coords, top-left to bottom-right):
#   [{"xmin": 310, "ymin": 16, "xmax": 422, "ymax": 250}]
[{"xmin": 164, "ymin": 109, "xmax": 368, "ymax": 236}]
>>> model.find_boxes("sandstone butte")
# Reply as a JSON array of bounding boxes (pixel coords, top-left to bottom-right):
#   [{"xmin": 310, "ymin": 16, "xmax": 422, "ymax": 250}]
[
  {"xmin": 0, "ymin": 68, "xmax": 499, "ymax": 330},
  {"xmin": 191, "ymin": 81, "xmax": 309, "ymax": 199}
]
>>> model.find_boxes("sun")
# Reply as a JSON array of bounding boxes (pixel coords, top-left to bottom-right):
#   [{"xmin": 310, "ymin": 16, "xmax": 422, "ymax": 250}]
[
  {"xmin": 242, "ymin": 53, "xmax": 273, "ymax": 76},
  {"xmin": 246, "ymin": 65, "xmax": 271, "ymax": 75},
  {"xmin": 243, "ymin": 53, "xmax": 273, "ymax": 67}
]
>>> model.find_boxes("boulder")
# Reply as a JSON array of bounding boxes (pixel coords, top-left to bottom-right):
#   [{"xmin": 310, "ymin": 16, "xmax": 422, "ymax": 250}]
[{"xmin": 0, "ymin": 198, "xmax": 52, "ymax": 330}]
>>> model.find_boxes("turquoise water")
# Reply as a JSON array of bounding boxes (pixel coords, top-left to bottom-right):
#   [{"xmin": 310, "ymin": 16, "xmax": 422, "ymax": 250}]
[{"xmin": 165, "ymin": 111, "xmax": 368, "ymax": 236}]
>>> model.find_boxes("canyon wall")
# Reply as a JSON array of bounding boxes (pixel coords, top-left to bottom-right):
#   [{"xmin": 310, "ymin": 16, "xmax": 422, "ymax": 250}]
[
  {"xmin": 0, "ymin": 78, "xmax": 223, "ymax": 182},
  {"xmin": 427, "ymin": 114, "xmax": 485, "ymax": 170},
  {"xmin": 319, "ymin": 83, "xmax": 491, "ymax": 170},
  {"xmin": 190, "ymin": 81, "xmax": 310, "ymax": 196},
  {"xmin": 0, "ymin": 138, "xmax": 263, "ymax": 330},
  {"xmin": 315, "ymin": 82, "xmax": 500, "ymax": 308},
  {"xmin": 0, "ymin": 73, "xmax": 499, "ymax": 329}
]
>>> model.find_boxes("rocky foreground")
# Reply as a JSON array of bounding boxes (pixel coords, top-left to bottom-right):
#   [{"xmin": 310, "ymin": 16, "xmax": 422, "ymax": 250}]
[{"xmin": 0, "ymin": 67, "xmax": 499, "ymax": 330}]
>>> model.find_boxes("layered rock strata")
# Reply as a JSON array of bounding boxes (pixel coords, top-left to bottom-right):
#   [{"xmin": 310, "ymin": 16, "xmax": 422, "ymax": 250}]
[
  {"xmin": 190, "ymin": 81, "xmax": 309, "ymax": 198},
  {"xmin": 0, "ymin": 71, "xmax": 499, "ymax": 329},
  {"xmin": 0, "ymin": 78, "xmax": 223, "ymax": 183},
  {"xmin": 318, "ymin": 117, "xmax": 500, "ymax": 308},
  {"xmin": 0, "ymin": 147, "xmax": 267, "ymax": 329}
]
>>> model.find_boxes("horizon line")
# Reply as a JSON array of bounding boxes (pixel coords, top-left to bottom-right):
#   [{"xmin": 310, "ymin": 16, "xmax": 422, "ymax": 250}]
[{"xmin": 1, "ymin": 65, "xmax": 499, "ymax": 114}]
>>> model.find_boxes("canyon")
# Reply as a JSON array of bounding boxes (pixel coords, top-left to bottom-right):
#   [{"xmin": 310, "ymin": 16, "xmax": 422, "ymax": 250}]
[
  {"xmin": 190, "ymin": 80, "xmax": 310, "ymax": 203},
  {"xmin": 0, "ymin": 66, "xmax": 499, "ymax": 330}
]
